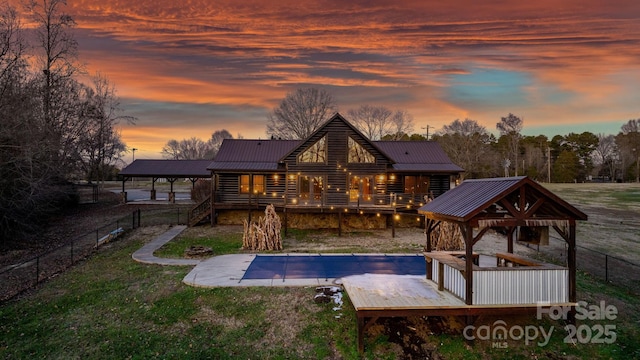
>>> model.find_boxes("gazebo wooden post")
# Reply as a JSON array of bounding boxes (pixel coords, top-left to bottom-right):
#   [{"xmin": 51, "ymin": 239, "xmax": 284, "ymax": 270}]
[
  {"xmin": 425, "ymin": 219, "xmax": 432, "ymax": 280},
  {"xmin": 507, "ymin": 226, "xmax": 515, "ymax": 253},
  {"xmin": 568, "ymin": 221, "xmax": 577, "ymax": 323},
  {"xmin": 463, "ymin": 223, "xmax": 474, "ymax": 306}
]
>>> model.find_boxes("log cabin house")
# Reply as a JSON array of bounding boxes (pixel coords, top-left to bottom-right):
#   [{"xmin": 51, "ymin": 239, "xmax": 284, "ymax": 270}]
[{"xmin": 190, "ymin": 113, "xmax": 463, "ymax": 230}]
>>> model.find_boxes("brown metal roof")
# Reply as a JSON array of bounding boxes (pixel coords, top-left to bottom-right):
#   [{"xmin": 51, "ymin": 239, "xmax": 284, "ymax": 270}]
[
  {"xmin": 214, "ymin": 139, "xmax": 301, "ymax": 162},
  {"xmin": 209, "ymin": 136, "xmax": 462, "ymax": 173},
  {"xmin": 374, "ymin": 141, "xmax": 464, "ymax": 173},
  {"xmin": 374, "ymin": 141, "xmax": 453, "ymax": 163},
  {"xmin": 120, "ymin": 160, "xmax": 212, "ymax": 177},
  {"xmin": 418, "ymin": 176, "xmax": 588, "ymax": 223}
]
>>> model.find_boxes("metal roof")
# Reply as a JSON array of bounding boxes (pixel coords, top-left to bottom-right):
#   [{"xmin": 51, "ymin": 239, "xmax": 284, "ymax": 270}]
[
  {"xmin": 207, "ymin": 162, "xmax": 280, "ymax": 171},
  {"xmin": 119, "ymin": 160, "xmax": 212, "ymax": 177},
  {"xmin": 207, "ymin": 139, "xmax": 300, "ymax": 171},
  {"xmin": 418, "ymin": 176, "xmax": 588, "ymax": 223},
  {"xmin": 391, "ymin": 164, "xmax": 464, "ymax": 172},
  {"xmin": 209, "ymin": 137, "xmax": 463, "ymax": 173},
  {"xmin": 374, "ymin": 141, "xmax": 455, "ymax": 164}
]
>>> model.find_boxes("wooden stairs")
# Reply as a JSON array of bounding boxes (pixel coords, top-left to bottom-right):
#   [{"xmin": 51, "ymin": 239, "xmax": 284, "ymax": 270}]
[{"xmin": 188, "ymin": 195, "xmax": 212, "ymax": 227}]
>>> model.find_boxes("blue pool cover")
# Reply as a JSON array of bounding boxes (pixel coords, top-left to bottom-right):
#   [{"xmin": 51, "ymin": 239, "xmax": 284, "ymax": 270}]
[{"xmin": 241, "ymin": 254, "xmax": 426, "ymax": 281}]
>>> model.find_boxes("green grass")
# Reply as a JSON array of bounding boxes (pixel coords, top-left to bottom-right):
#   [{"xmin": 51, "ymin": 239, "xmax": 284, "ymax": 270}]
[
  {"xmin": 154, "ymin": 232, "xmax": 243, "ymax": 258},
  {"xmin": 3, "ymin": 182, "xmax": 640, "ymax": 358},
  {"xmin": 0, "ymin": 233, "xmax": 358, "ymax": 359},
  {"xmin": 543, "ymin": 183, "xmax": 640, "ymax": 210}
]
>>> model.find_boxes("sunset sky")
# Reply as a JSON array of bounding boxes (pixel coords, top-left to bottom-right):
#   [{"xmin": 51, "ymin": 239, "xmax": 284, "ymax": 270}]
[{"xmin": 56, "ymin": 0, "xmax": 640, "ymax": 160}]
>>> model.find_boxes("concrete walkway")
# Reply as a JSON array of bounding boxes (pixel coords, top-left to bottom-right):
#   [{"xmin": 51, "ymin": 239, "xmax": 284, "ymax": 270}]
[{"xmin": 132, "ymin": 225, "xmax": 201, "ymax": 266}]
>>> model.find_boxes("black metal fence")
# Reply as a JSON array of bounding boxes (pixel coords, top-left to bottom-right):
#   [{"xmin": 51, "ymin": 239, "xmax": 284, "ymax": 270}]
[
  {"xmin": 534, "ymin": 235, "xmax": 640, "ymax": 294},
  {"xmin": 0, "ymin": 208, "xmax": 186, "ymax": 302}
]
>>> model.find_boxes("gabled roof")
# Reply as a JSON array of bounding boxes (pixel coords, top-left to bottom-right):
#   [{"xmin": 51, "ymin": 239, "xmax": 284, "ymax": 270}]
[
  {"xmin": 279, "ymin": 112, "xmax": 394, "ymax": 163},
  {"xmin": 120, "ymin": 160, "xmax": 212, "ymax": 177},
  {"xmin": 418, "ymin": 176, "xmax": 587, "ymax": 224},
  {"xmin": 208, "ymin": 113, "xmax": 464, "ymax": 173},
  {"xmin": 374, "ymin": 141, "xmax": 464, "ymax": 173},
  {"xmin": 207, "ymin": 139, "xmax": 300, "ymax": 171}
]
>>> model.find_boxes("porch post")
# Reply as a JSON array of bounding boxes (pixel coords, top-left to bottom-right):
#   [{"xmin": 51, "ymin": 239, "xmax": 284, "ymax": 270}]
[
  {"xmin": 210, "ymin": 173, "xmax": 216, "ymax": 226},
  {"xmin": 463, "ymin": 224, "xmax": 474, "ymax": 305},
  {"xmin": 568, "ymin": 223, "xmax": 577, "ymax": 303}
]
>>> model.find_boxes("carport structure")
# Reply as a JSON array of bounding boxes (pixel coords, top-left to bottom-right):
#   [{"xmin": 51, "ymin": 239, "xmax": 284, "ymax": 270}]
[{"xmin": 118, "ymin": 160, "xmax": 211, "ymax": 203}]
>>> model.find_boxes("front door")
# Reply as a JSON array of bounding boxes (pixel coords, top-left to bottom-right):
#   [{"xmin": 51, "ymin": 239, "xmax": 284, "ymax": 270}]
[
  {"xmin": 299, "ymin": 175, "xmax": 323, "ymax": 204},
  {"xmin": 350, "ymin": 176, "xmax": 373, "ymax": 204}
]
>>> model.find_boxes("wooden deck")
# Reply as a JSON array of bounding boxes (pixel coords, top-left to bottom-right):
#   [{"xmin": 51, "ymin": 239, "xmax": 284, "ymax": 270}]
[{"xmin": 343, "ymin": 273, "xmax": 567, "ymax": 353}]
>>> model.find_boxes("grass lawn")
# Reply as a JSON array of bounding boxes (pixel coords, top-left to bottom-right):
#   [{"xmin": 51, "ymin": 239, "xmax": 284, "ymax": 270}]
[{"xmin": 1, "ymin": 182, "xmax": 639, "ymax": 358}]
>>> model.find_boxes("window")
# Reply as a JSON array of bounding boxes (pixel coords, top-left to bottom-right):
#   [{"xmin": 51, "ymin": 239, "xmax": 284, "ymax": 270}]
[
  {"xmin": 240, "ymin": 175, "xmax": 250, "ymax": 193},
  {"xmin": 348, "ymin": 137, "xmax": 375, "ymax": 163},
  {"xmin": 298, "ymin": 136, "xmax": 327, "ymax": 163},
  {"xmin": 404, "ymin": 176, "xmax": 430, "ymax": 193},
  {"xmin": 239, "ymin": 175, "xmax": 265, "ymax": 194},
  {"xmin": 253, "ymin": 175, "xmax": 265, "ymax": 193}
]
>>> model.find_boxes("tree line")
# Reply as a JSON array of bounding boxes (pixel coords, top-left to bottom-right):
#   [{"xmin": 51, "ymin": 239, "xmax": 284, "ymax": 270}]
[
  {"xmin": 168, "ymin": 87, "xmax": 639, "ymax": 185},
  {"xmin": 1, "ymin": 1, "xmax": 133, "ymax": 244}
]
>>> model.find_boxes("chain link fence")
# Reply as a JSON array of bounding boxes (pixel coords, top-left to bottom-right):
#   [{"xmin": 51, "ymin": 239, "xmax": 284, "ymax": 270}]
[{"xmin": 0, "ymin": 207, "xmax": 187, "ymax": 302}]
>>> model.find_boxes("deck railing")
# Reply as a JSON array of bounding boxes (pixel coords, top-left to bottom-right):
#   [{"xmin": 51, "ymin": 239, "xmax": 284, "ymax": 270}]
[
  {"xmin": 214, "ymin": 191, "xmax": 430, "ymax": 210},
  {"xmin": 426, "ymin": 252, "xmax": 569, "ymax": 305}
]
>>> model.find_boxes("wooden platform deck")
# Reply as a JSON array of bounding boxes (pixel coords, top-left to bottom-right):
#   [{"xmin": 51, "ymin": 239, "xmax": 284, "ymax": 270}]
[{"xmin": 343, "ymin": 273, "xmax": 563, "ymax": 353}]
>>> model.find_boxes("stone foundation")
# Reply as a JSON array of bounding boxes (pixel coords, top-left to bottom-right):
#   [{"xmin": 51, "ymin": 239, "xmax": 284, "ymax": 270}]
[{"xmin": 215, "ymin": 209, "xmax": 421, "ymax": 230}]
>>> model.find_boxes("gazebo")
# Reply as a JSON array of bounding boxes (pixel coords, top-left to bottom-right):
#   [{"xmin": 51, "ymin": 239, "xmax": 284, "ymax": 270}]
[{"xmin": 418, "ymin": 176, "xmax": 588, "ymax": 307}]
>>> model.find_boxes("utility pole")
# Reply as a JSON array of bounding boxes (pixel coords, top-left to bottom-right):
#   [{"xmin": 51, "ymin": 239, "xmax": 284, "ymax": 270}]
[
  {"xmin": 634, "ymin": 148, "xmax": 639, "ymax": 183},
  {"xmin": 547, "ymin": 147, "xmax": 551, "ymax": 183},
  {"xmin": 421, "ymin": 125, "xmax": 432, "ymax": 140},
  {"xmin": 131, "ymin": 148, "xmax": 137, "ymax": 185}
]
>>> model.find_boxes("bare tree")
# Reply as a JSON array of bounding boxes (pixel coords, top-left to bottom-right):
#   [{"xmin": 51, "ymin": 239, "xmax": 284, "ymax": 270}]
[
  {"xmin": 266, "ymin": 87, "xmax": 337, "ymax": 139},
  {"xmin": 161, "ymin": 137, "xmax": 211, "ymax": 160},
  {"xmin": 27, "ymin": 0, "xmax": 81, "ymax": 175},
  {"xmin": 0, "ymin": 2, "xmax": 25, "ymax": 99},
  {"xmin": 78, "ymin": 74, "xmax": 135, "ymax": 186},
  {"xmin": 496, "ymin": 113, "xmax": 523, "ymax": 176},
  {"xmin": 432, "ymin": 119, "xmax": 499, "ymax": 179},
  {"xmin": 347, "ymin": 105, "xmax": 392, "ymax": 140},
  {"xmin": 207, "ymin": 129, "xmax": 233, "ymax": 159},
  {"xmin": 348, "ymin": 105, "xmax": 414, "ymax": 140},
  {"xmin": 593, "ymin": 133, "xmax": 616, "ymax": 181},
  {"xmin": 388, "ymin": 110, "xmax": 415, "ymax": 140},
  {"xmin": 616, "ymin": 119, "xmax": 640, "ymax": 182},
  {"xmin": 161, "ymin": 139, "xmax": 181, "ymax": 160}
]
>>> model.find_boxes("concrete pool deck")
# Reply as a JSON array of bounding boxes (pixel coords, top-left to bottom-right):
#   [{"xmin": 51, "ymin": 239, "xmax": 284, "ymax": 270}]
[
  {"xmin": 182, "ymin": 253, "xmax": 427, "ymax": 288},
  {"xmin": 132, "ymin": 225, "xmax": 494, "ymax": 288}
]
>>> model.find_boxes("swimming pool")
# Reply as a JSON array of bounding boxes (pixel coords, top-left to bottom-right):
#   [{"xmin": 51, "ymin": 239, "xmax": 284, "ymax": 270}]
[{"xmin": 241, "ymin": 254, "xmax": 426, "ymax": 281}]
